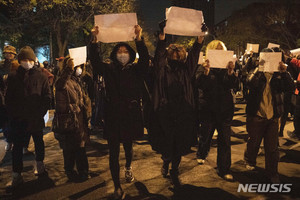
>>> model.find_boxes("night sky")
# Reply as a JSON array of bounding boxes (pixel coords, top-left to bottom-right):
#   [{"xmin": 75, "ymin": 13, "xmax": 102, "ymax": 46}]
[{"xmin": 138, "ymin": 0, "xmax": 270, "ymax": 31}]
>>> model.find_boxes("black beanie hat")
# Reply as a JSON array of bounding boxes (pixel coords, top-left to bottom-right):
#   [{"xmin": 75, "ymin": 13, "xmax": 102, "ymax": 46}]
[{"xmin": 18, "ymin": 46, "xmax": 36, "ymax": 63}]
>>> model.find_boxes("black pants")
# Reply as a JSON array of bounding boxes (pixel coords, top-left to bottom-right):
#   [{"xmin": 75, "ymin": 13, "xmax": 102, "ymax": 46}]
[
  {"xmin": 294, "ymin": 94, "xmax": 300, "ymax": 138},
  {"xmin": 197, "ymin": 116, "xmax": 232, "ymax": 175},
  {"xmin": 63, "ymin": 147, "xmax": 88, "ymax": 176},
  {"xmin": 161, "ymin": 145, "xmax": 181, "ymax": 174},
  {"xmin": 10, "ymin": 121, "xmax": 44, "ymax": 173},
  {"xmin": 244, "ymin": 116, "xmax": 279, "ymax": 177},
  {"xmin": 108, "ymin": 137, "xmax": 133, "ymax": 189}
]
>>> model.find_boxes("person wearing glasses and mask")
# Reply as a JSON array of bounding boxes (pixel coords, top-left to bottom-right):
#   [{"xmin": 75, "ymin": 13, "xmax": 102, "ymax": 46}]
[
  {"xmin": 148, "ymin": 20, "xmax": 204, "ymax": 189},
  {"xmin": 89, "ymin": 25, "xmax": 149, "ymax": 199}
]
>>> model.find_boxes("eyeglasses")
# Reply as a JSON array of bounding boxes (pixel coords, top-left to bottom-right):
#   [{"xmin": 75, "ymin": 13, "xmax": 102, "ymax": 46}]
[{"xmin": 168, "ymin": 45, "xmax": 184, "ymax": 51}]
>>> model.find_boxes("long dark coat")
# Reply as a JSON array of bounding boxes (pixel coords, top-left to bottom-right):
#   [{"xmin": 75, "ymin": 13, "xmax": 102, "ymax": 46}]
[
  {"xmin": 55, "ymin": 67, "xmax": 91, "ymax": 149},
  {"xmin": 5, "ymin": 66, "xmax": 51, "ymax": 133},
  {"xmin": 89, "ymin": 40, "xmax": 149, "ymax": 142},
  {"xmin": 149, "ymin": 39, "xmax": 202, "ymax": 156}
]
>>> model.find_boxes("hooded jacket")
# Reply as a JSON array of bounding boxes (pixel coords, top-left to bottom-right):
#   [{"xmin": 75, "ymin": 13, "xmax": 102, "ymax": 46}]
[{"xmin": 89, "ymin": 39, "xmax": 149, "ymax": 142}]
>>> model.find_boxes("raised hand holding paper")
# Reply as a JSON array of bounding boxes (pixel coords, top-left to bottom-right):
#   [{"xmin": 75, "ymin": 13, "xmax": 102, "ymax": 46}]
[
  {"xmin": 246, "ymin": 43, "xmax": 259, "ymax": 53},
  {"xmin": 258, "ymin": 52, "xmax": 282, "ymax": 72},
  {"xmin": 290, "ymin": 48, "xmax": 300, "ymax": 56},
  {"xmin": 68, "ymin": 46, "xmax": 87, "ymax": 67},
  {"xmin": 94, "ymin": 13, "xmax": 137, "ymax": 43},
  {"xmin": 267, "ymin": 43, "xmax": 280, "ymax": 49},
  {"xmin": 164, "ymin": 6, "xmax": 205, "ymax": 36},
  {"xmin": 206, "ymin": 50, "xmax": 234, "ymax": 69}
]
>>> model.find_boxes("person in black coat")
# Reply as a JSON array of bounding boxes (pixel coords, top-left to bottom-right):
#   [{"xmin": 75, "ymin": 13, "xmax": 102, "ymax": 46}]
[
  {"xmin": 195, "ymin": 40, "xmax": 239, "ymax": 181},
  {"xmin": 5, "ymin": 46, "xmax": 51, "ymax": 187},
  {"xmin": 148, "ymin": 25, "xmax": 204, "ymax": 188},
  {"xmin": 89, "ymin": 25, "xmax": 149, "ymax": 199}
]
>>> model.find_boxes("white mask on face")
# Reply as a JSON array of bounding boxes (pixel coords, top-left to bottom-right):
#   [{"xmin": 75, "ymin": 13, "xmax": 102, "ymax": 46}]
[
  {"xmin": 75, "ymin": 67, "xmax": 82, "ymax": 77},
  {"xmin": 21, "ymin": 61, "xmax": 34, "ymax": 70},
  {"xmin": 116, "ymin": 53, "xmax": 130, "ymax": 66}
]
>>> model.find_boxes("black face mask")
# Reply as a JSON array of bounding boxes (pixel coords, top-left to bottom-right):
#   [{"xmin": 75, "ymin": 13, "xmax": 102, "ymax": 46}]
[{"xmin": 168, "ymin": 59, "xmax": 184, "ymax": 70}]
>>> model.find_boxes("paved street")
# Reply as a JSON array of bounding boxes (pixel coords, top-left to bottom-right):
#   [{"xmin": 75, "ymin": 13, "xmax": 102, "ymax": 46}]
[{"xmin": 0, "ymin": 103, "xmax": 300, "ymax": 200}]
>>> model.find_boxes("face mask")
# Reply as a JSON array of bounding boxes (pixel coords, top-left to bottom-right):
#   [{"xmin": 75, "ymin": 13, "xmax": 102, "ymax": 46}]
[
  {"xmin": 117, "ymin": 53, "xmax": 130, "ymax": 66},
  {"xmin": 75, "ymin": 67, "xmax": 82, "ymax": 77},
  {"xmin": 21, "ymin": 61, "xmax": 34, "ymax": 70}
]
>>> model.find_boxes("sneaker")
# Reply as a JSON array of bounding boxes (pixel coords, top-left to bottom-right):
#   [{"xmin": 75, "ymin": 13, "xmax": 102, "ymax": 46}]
[
  {"xmin": 223, "ymin": 173, "xmax": 234, "ymax": 181},
  {"xmin": 23, "ymin": 147, "xmax": 29, "ymax": 154},
  {"xmin": 6, "ymin": 172, "xmax": 23, "ymax": 188},
  {"xmin": 5, "ymin": 143, "xmax": 13, "ymax": 152},
  {"xmin": 34, "ymin": 161, "xmax": 46, "ymax": 175},
  {"xmin": 245, "ymin": 164, "xmax": 256, "ymax": 171},
  {"xmin": 124, "ymin": 167, "xmax": 134, "ymax": 183},
  {"xmin": 197, "ymin": 158, "xmax": 205, "ymax": 165},
  {"xmin": 113, "ymin": 187, "xmax": 125, "ymax": 200}
]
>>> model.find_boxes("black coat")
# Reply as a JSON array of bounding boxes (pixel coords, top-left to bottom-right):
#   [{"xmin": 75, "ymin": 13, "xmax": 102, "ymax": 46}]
[
  {"xmin": 149, "ymin": 39, "xmax": 202, "ymax": 156},
  {"xmin": 89, "ymin": 39, "xmax": 149, "ymax": 142},
  {"xmin": 246, "ymin": 70, "xmax": 294, "ymax": 118},
  {"xmin": 5, "ymin": 66, "xmax": 51, "ymax": 133},
  {"xmin": 195, "ymin": 68, "xmax": 239, "ymax": 122}
]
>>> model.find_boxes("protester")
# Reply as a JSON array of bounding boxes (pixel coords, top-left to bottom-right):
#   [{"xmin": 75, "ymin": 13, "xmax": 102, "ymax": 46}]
[
  {"xmin": 89, "ymin": 24, "xmax": 149, "ymax": 199},
  {"xmin": 5, "ymin": 46, "xmax": 51, "ymax": 187},
  {"xmin": 53, "ymin": 56, "xmax": 91, "ymax": 182},
  {"xmin": 0, "ymin": 45, "xmax": 18, "ymax": 152},
  {"xmin": 244, "ymin": 48, "xmax": 294, "ymax": 183},
  {"xmin": 287, "ymin": 57, "xmax": 300, "ymax": 139},
  {"xmin": 148, "ymin": 21, "xmax": 204, "ymax": 188},
  {"xmin": 195, "ymin": 40, "xmax": 239, "ymax": 181}
]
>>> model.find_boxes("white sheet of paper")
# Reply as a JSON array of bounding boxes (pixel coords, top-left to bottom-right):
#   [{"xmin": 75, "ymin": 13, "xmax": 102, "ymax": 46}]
[
  {"xmin": 198, "ymin": 52, "xmax": 204, "ymax": 64},
  {"xmin": 290, "ymin": 48, "xmax": 300, "ymax": 56},
  {"xmin": 94, "ymin": 13, "xmax": 137, "ymax": 43},
  {"xmin": 68, "ymin": 46, "xmax": 87, "ymax": 67},
  {"xmin": 267, "ymin": 43, "xmax": 280, "ymax": 49},
  {"xmin": 258, "ymin": 52, "xmax": 282, "ymax": 72},
  {"xmin": 206, "ymin": 50, "xmax": 234, "ymax": 69},
  {"xmin": 246, "ymin": 43, "xmax": 259, "ymax": 53},
  {"xmin": 165, "ymin": 6, "xmax": 204, "ymax": 36}
]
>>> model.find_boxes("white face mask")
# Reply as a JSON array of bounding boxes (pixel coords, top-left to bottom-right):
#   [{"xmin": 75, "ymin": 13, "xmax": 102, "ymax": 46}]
[
  {"xmin": 75, "ymin": 67, "xmax": 82, "ymax": 77},
  {"xmin": 116, "ymin": 53, "xmax": 130, "ymax": 66},
  {"xmin": 21, "ymin": 61, "xmax": 34, "ymax": 70}
]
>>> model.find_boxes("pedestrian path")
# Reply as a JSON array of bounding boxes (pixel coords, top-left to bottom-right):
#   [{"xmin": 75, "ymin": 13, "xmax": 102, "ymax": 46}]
[{"xmin": 0, "ymin": 105, "xmax": 300, "ymax": 200}]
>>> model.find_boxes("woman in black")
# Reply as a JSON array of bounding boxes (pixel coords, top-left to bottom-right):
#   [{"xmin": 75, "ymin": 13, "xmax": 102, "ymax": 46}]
[{"xmin": 89, "ymin": 25, "xmax": 149, "ymax": 199}]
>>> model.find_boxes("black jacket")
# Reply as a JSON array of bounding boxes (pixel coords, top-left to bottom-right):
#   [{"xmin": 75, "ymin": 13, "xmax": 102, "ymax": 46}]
[
  {"xmin": 246, "ymin": 70, "xmax": 294, "ymax": 118},
  {"xmin": 149, "ymin": 39, "xmax": 202, "ymax": 156},
  {"xmin": 5, "ymin": 66, "xmax": 51, "ymax": 132},
  {"xmin": 195, "ymin": 68, "xmax": 239, "ymax": 122},
  {"xmin": 89, "ymin": 39, "xmax": 149, "ymax": 142}
]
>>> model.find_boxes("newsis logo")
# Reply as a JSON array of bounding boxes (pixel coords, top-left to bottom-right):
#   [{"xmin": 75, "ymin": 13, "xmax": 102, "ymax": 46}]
[{"xmin": 237, "ymin": 184, "xmax": 292, "ymax": 193}]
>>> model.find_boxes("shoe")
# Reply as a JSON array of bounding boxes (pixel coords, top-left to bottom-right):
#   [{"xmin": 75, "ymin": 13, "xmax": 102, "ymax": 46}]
[
  {"xmin": 288, "ymin": 131, "xmax": 300, "ymax": 140},
  {"xmin": 78, "ymin": 172, "xmax": 90, "ymax": 182},
  {"xmin": 5, "ymin": 143, "xmax": 13, "ymax": 151},
  {"xmin": 23, "ymin": 147, "xmax": 29, "ymax": 154},
  {"xmin": 66, "ymin": 170, "xmax": 78, "ymax": 182},
  {"xmin": 124, "ymin": 167, "xmax": 134, "ymax": 183},
  {"xmin": 223, "ymin": 173, "xmax": 234, "ymax": 181},
  {"xmin": 270, "ymin": 175, "xmax": 280, "ymax": 184},
  {"xmin": 6, "ymin": 172, "xmax": 23, "ymax": 188},
  {"xmin": 197, "ymin": 158, "xmax": 205, "ymax": 165},
  {"xmin": 34, "ymin": 161, "xmax": 46, "ymax": 175},
  {"xmin": 170, "ymin": 170, "xmax": 181, "ymax": 189},
  {"xmin": 113, "ymin": 187, "xmax": 125, "ymax": 200},
  {"xmin": 245, "ymin": 164, "xmax": 255, "ymax": 171}
]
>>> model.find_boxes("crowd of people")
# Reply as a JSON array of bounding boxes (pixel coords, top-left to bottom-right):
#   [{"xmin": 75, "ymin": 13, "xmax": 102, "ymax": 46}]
[{"xmin": 0, "ymin": 22, "xmax": 300, "ymax": 200}]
